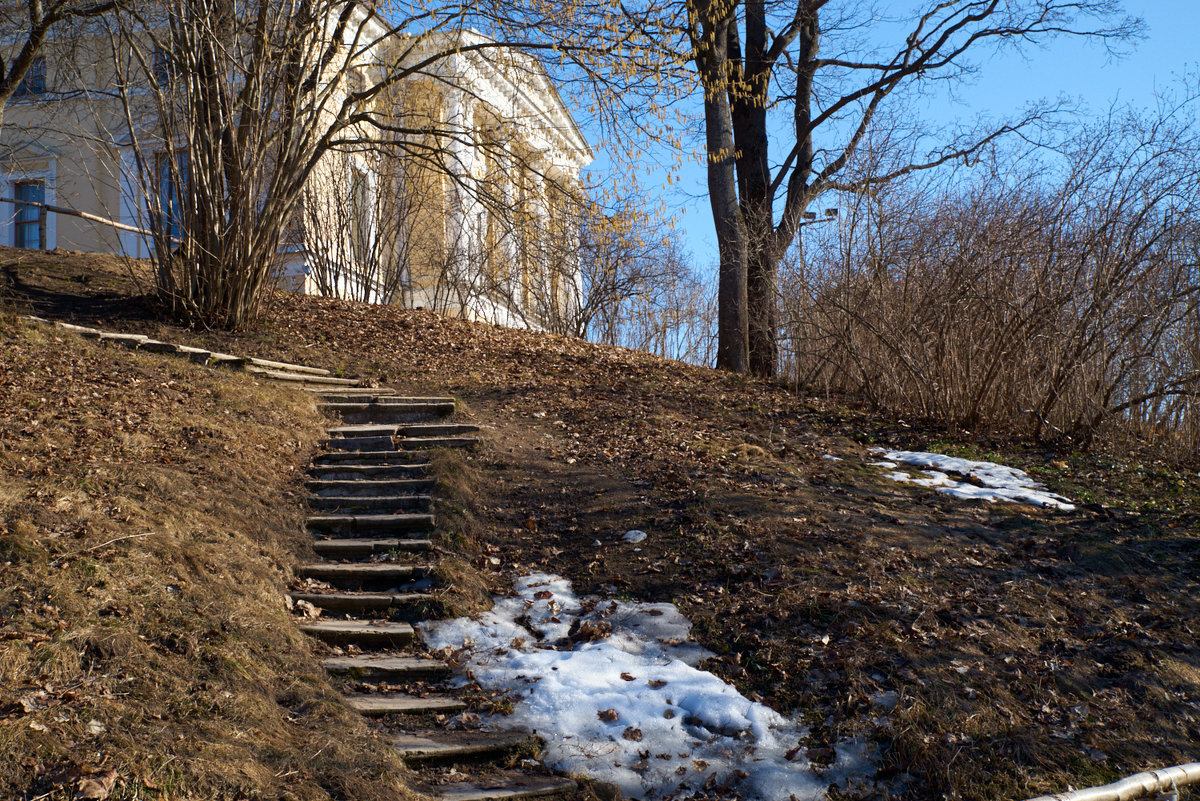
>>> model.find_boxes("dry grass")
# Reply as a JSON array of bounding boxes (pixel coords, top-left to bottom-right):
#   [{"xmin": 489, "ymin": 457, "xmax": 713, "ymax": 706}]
[{"xmin": 0, "ymin": 319, "xmax": 417, "ymax": 800}]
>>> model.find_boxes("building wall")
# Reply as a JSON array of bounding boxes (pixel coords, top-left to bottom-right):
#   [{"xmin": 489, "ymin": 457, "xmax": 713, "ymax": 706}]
[{"xmin": 0, "ymin": 25, "xmax": 592, "ymax": 329}]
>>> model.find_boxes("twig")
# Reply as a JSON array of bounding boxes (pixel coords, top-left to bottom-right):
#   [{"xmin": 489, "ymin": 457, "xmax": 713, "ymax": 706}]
[{"xmin": 51, "ymin": 533, "xmax": 152, "ymax": 566}]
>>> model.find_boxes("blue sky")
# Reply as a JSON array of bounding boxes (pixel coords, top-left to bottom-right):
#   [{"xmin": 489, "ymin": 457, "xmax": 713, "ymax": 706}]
[{"xmin": 586, "ymin": 2, "xmax": 1200, "ymax": 270}]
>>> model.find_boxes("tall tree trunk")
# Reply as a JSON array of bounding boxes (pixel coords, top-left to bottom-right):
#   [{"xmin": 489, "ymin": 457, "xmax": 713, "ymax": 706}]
[
  {"xmin": 729, "ymin": 0, "xmax": 775, "ymax": 377},
  {"xmin": 695, "ymin": 6, "xmax": 748, "ymax": 372}
]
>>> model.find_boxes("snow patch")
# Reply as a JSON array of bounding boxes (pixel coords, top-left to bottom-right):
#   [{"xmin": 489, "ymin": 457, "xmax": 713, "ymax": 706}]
[
  {"xmin": 623, "ymin": 529, "xmax": 648, "ymax": 544},
  {"xmin": 420, "ymin": 573, "xmax": 871, "ymax": 800},
  {"xmin": 870, "ymin": 448, "xmax": 1074, "ymax": 511},
  {"xmin": 822, "ymin": 454, "xmax": 843, "ymax": 462}
]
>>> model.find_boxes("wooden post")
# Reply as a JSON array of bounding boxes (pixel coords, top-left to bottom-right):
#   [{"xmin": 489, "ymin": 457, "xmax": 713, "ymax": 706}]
[{"xmin": 37, "ymin": 204, "xmax": 47, "ymax": 250}]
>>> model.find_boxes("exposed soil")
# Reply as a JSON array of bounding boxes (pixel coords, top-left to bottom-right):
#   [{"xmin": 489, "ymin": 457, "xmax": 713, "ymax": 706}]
[{"xmin": 3, "ymin": 248, "xmax": 1198, "ymax": 801}]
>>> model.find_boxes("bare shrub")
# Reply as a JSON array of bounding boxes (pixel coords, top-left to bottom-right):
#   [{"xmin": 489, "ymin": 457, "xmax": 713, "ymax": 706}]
[{"xmin": 784, "ymin": 101, "xmax": 1200, "ymax": 453}]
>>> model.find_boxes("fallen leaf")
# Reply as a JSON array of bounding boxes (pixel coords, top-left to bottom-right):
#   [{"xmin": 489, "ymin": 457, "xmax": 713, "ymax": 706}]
[{"xmin": 75, "ymin": 769, "xmax": 118, "ymax": 800}]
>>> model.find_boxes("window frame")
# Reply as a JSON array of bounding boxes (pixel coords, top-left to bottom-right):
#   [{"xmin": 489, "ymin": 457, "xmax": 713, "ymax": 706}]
[
  {"xmin": 12, "ymin": 57, "xmax": 47, "ymax": 99},
  {"xmin": 13, "ymin": 180, "xmax": 45, "ymax": 249}
]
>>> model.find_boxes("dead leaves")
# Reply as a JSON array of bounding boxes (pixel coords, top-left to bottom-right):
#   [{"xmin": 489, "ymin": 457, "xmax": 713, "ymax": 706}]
[
  {"xmin": 597, "ymin": 708, "xmax": 619, "ymax": 723},
  {"xmin": 75, "ymin": 769, "xmax": 118, "ymax": 800}
]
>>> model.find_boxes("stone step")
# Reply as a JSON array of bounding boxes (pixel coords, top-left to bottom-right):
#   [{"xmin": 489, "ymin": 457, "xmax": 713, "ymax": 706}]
[
  {"xmin": 306, "ymin": 513, "xmax": 435, "ymax": 536},
  {"xmin": 322, "ymin": 654, "xmax": 451, "ymax": 682},
  {"xmin": 400, "ymin": 436, "xmax": 479, "ymax": 451},
  {"xmin": 327, "ymin": 423, "xmax": 479, "ymax": 438},
  {"xmin": 392, "ymin": 730, "xmax": 541, "ymax": 766},
  {"xmin": 309, "ymin": 464, "xmax": 432, "ymax": 481},
  {"xmin": 296, "ymin": 619, "xmax": 414, "ymax": 647},
  {"xmin": 307, "ymin": 478, "xmax": 437, "ymax": 497},
  {"xmin": 319, "ymin": 401, "xmax": 455, "ymax": 423},
  {"xmin": 98, "ymin": 332, "xmax": 149, "ymax": 348},
  {"xmin": 398, "ymin": 423, "xmax": 479, "ymax": 437},
  {"xmin": 307, "ymin": 495, "xmax": 433, "ymax": 514},
  {"xmin": 247, "ymin": 367, "xmax": 359, "ymax": 386},
  {"xmin": 289, "ymin": 591, "xmax": 435, "ymax": 617},
  {"xmin": 207, "ymin": 352, "xmax": 249, "ymax": 368},
  {"xmin": 52, "ymin": 320, "xmax": 101, "ymax": 335},
  {"xmin": 296, "ymin": 563, "xmax": 430, "ymax": 583},
  {"xmin": 305, "ymin": 387, "xmax": 399, "ymax": 400},
  {"xmin": 246, "ymin": 356, "xmax": 331, "ymax": 376},
  {"xmin": 327, "ymin": 423, "xmax": 401, "ymax": 437},
  {"xmin": 311, "ymin": 538, "xmax": 433, "ymax": 558},
  {"xmin": 172, "ymin": 344, "xmax": 216, "ymax": 363},
  {"xmin": 345, "ymin": 693, "xmax": 467, "ymax": 716},
  {"xmin": 320, "ymin": 435, "xmax": 397, "ymax": 452},
  {"xmin": 136, "ymin": 340, "xmax": 182, "ymax": 354},
  {"xmin": 432, "ymin": 775, "xmax": 577, "ymax": 801},
  {"xmin": 320, "ymin": 398, "xmax": 455, "ymax": 408},
  {"xmin": 312, "ymin": 450, "xmax": 431, "ymax": 466}
]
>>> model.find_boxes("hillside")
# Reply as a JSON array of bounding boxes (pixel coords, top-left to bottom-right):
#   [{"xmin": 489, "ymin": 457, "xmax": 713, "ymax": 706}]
[{"xmin": 2, "ymin": 247, "xmax": 1198, "ymax": 801}]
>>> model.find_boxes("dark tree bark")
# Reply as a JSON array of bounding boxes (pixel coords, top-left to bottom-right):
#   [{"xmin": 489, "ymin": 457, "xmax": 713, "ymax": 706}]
[
  {"xmin": 687, "ymin": 0, "xmax": 1140, "ymax": 375},
  {"xmin": 691, "ymin": 0, "xmax": 749, "ymax": 372}
]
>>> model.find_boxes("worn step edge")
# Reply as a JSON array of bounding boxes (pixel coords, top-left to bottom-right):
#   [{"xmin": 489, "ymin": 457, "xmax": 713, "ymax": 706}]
[
  {"xmin": 432, "ymin": 776, "xmax": 577, "ymax": 801},
  {"xmin": 246, "ymin": 356, "xmax": 330, "ymax": 376},
  {"xmin": 289, "ymin": 591, "xmax": 432, "ymax": 612},
  {"xmin": 400, "ymin": 437, "xmax": 479, "ymax": 450},
  {"xmin": 311, "ymin": 538, "xmax": 434, "ymax": 557},
  {"xmin": 296, "ymin": 619, "xmax": 414, "ymax": 645},
  {"xmin": 344, "ymin": 693, "xmax": 466, "ymax": 716},
  {"xmin": 297, "ymin": 563, "xmax": 429, "ymax": 578},
  {"xmin": 326, "ymin": 424, "xmax": 399, "ymax": 436},
  {"xmin": 320, "ymin": 436, "xmax": 398, "ymax": 452},
  {"xmin": 328, "ymin": 424, "xmax": 479, "ymax": 438},
  {"xmin": 321, "ymin": 654, "xmax": 450, "ymax": 680},
  {"xmin": 311, "ymin": 451, "xmax": 430, "ymax": 466},
  {"xmin": 306, "ymin": 478, "xmax": 437, "ymax": 496},
  {"xmin": 247, "ymin": 367, "xmax": 359, "ymax": 386},
  {"xmin": 306, "ymin": 513, "xmax": 435, "ymax": 533},
  {"xmin": 308, "ymin": 465, "xmax": 432, "ymax": 480},
  {"xmin": 307, "ymin": 496, "xmax": 433, "ymax": 513},
  {"xmin": 392, "ymin": 730, "xmax": 542, "ymax": 766},
  {"xmin": 319, "ymin": 400, "xmax": 455, "ymax": 411},
  {"xmin": 305, "ymin": 388, "xmax": 399, "ymax": 399}
]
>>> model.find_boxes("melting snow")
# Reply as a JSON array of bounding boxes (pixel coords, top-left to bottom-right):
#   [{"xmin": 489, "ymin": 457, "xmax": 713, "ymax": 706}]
[
  {"xmin": 623, "ymin": 529, "xmax": 648, "ymax": 543},
  {"xmin": 870, "ymin": 448, "xmax": 1074, "ymax": 511},
  {"xmin": 420, "ymin": 573, "xmax": 870, "ymax": 800}
]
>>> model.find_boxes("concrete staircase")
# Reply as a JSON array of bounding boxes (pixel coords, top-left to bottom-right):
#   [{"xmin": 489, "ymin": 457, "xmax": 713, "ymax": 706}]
[{"xmin": 287, "ymin": 380, "xmax": 576, "ymax": 801}]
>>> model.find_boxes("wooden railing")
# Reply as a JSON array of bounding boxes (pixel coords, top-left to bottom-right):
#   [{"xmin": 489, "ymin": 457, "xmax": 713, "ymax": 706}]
[
  {"xmin": 0, "ymin": 196, "xmax": 152, "ymax": 249},
  {"xmin": 1024, "ymin": 762, "xmax": 1200, "ymax": 801}
]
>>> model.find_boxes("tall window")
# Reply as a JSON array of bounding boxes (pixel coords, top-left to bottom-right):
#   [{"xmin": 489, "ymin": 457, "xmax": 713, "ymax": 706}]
[
  {"xmin": 152, "ymin": 46, "xmax": 174, "ymax": 86},
  {"xmin": 156, "ymin": 152, "xmax": 189, "ymax": 245},
  {"xmin": 13, "ymin": 181, "xmax": 44, "ymax": 249},
  {"xmin": 13, "ymin": 57, "xmax": 46, "ymax": 98}
]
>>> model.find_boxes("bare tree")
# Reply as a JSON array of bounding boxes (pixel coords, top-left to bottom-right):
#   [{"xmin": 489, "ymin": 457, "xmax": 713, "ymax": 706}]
[
  {"xmin": 0, "ymin": 0, "xmax": 119, "ymax": 132},
  {"xmin": 92, "ymin": 0, "xmax": 674, "ymax": 328},
  {"xmin": 296, "ymin": 148, "xmax": 425, "ymax": 304},
  {"xmin": 681, "ymin": 0, "xmax": 1142, "ymax": 375},
  {"xmin": 783, "ymin": 95, "xmax": 1200, "ymax": 451}
]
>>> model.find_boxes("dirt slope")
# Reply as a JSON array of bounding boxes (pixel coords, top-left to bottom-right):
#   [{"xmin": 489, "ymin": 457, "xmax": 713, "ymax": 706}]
[{"xmin": 3, "ymin": 248, "xmax": 1199, "ymax": 801}]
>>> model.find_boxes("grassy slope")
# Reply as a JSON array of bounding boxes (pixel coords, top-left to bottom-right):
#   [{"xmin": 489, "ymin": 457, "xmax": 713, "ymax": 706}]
[
  {"xmin": 0, "ymin": 313, "xmax": 416, "ymax": 800},
  {"xmin": 3, "ymin": 248, "xmax": 1199, "ymax": 801}
]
